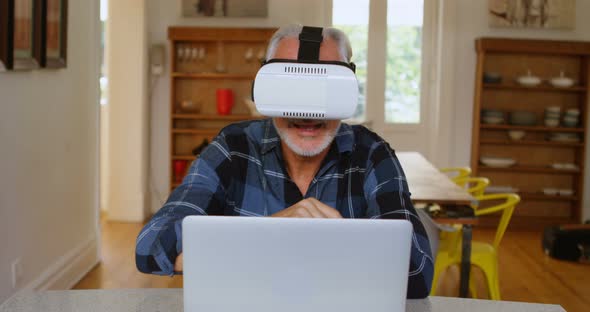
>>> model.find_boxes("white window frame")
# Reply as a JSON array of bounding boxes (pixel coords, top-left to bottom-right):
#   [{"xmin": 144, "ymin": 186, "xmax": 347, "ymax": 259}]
[{"xmin": 327, "ymin": 0, "xmax": 440, "ymax": 134}]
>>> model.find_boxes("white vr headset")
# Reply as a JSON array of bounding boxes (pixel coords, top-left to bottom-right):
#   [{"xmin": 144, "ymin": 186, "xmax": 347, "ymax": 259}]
[{"xmin": 252, "ymin": 26, "xmax": 359, "ymax": 120}]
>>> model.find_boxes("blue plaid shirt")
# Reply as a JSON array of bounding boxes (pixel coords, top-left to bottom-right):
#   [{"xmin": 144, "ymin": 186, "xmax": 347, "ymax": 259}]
[{"xmin": 136, "ymin": 119, "xmax": 433, "ymax": 298}]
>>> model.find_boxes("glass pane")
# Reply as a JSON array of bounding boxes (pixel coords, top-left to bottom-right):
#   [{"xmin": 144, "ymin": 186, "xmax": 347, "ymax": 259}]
[
  {"xmin": 332, "ymin": 0, "xmax": 369, "ymax": 121},
  {"xmin": 385, "ymin": 0, "xmax": 423, "ymax": 124}
]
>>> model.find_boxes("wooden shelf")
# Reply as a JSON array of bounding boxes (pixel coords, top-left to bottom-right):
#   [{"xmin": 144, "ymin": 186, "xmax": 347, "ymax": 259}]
[
  {"xmin": 480, "ymin": 124, "xmax": 584, "ymax": 133},
  {"xmin": 480, "ymin": 139, "xmax": 584, "ymax": 147},
  {"xmin": 172, "ymin": 129, "xmax": 219, "ymax": 135},
  {"xmin": 172, "ymin": 72, "xmax": 255, "ymax": 79},
  {"xmin": 483, "ymin": 83, "xmax": 586, "ymax": 93},
  {"xmin": 473, "ymin": 38, "xmax": 589, "ymax": 229},
  {"xmin": 478, "ymin": 165, "xmax": 580, "ymax": 175},
  {"xmin": 518, "ymin": 192, "xmax": 579, "ymax": 201},
  {"xmin": 172, "ymin": 155, "xmax": 196, "ymax": 160},
  {"xmin": 172, "ymin": 114, "xmax": 260, "ymax": 121},
  {"xmin": 169, "ymin": 27, "xmax": 276, "ymax": 192}
]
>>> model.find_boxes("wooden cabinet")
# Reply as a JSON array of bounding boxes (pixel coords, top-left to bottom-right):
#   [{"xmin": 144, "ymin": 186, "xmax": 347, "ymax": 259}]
[
  {"xmin": 168, "ymin": 27, "xmax": 276, "ymax": 190},
  {"xmin": 471, "ymin": 38, "xmax": 590, "ymax": 229}
]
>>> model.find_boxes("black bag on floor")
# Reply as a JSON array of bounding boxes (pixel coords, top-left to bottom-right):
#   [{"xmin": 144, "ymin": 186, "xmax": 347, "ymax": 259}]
[{"xmin": 543, "ymin": 224, "xmax": 590, "ymax": 263}]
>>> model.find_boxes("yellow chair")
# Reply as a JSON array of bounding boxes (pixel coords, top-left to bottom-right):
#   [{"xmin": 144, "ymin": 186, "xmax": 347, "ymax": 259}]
[
  {"xmin": 430, "ymin": 193, "xmax": 520, "ymax": 300},
  {"xmin": 440, "ymin": 167, "xmax": 472, "ymax": 186},
  {"xmin": 454, "ymin": 177, "xmax": 490, "ymax": 211},
  {"xmin": 430, "ymin": 176, "xmax": 489, "ymax": 295}
]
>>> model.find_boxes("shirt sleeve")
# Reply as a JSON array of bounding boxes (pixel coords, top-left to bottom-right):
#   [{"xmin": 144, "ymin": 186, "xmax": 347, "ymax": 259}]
[
  {"xmin": 135, "ymin": 135, "xmax": 231, "ymax": 276},
  {"xmin": 363, "ymin": 141, "xmax": 434, "ymax": 299}
]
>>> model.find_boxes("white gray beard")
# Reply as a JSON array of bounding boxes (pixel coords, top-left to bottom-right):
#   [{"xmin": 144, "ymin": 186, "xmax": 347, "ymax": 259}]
[{"xmin": 273, "ymin": 120, "xmax": 341, "ymax": 158}]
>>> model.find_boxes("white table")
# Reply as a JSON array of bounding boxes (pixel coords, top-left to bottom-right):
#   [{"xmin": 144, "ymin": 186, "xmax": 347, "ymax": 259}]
[
  {"xmin": 397, "ymin": 152, "xmax": 474, "ymax": 206},
  {"xmin": 0, "ymin": 289, "xmax": 566, "ymax": 312}
]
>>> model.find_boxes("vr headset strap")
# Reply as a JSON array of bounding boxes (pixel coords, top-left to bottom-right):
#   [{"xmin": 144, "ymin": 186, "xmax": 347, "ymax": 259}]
[{"xmin": 297, "ymin": 26, "xmax": 323, "ymax": 62}]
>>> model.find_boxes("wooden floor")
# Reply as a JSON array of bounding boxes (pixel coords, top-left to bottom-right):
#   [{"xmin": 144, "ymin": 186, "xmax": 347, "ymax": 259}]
[{"xmin": 74, "ymin": 218, "xmax": 590, "ymax": 312}]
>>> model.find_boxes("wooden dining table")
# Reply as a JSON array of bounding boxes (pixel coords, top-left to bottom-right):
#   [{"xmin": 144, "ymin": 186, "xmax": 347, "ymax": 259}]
[
  {"xmin": 397, "ymin": 152, "xmax": 476, "ymax": 298},
  {"xmin": 397, "ymin": 152, "xmax": 474, "ymax": 206}
]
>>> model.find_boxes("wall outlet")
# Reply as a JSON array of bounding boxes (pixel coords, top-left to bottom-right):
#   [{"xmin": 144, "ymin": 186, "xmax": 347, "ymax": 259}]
[{"xmin": 11, "ymin": 258, "xmax": 22, "ymax": 289}]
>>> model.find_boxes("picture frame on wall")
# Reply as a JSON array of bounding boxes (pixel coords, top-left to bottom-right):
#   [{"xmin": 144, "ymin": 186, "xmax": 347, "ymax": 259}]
[
  {"xmin": 182, "ymin": 0, "xmax": 268, "ymax": 18},
  {"xmin": 0, "ymin": 0, "xmax": 14, "ymax": 71},
  {"xmin": 42, "ymin": 0, "xmax": 67, "ymax": 68},
  {"xmin": 488, "ymin": 0, "xmax": 576, "ymax": 29},
  {"xmin": 12, "ymin": 0, "xmax": 39, "ymax": 70}
]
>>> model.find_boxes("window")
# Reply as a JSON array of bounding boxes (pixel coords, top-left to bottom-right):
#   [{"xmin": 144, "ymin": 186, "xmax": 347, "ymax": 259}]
[
  {"xmin": 332, "ymin": 0, "xmax": 369, "ymax": 121},
  {"xmin": 385, "ymin": 0, "xmax": 423, "ymax": 123},
  {"xmin": 333, "ymin": 0, "xmax": 425, "ymax": 124}
]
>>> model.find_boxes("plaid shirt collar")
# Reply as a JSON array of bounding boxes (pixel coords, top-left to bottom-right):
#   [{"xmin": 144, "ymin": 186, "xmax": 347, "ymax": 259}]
[{"xmin": 260, "ymin": 118, "xmax": 354, "ymax": 157}]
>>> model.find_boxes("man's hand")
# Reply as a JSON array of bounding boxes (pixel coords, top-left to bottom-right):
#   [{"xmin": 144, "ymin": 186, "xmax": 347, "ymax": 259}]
[
  {"xmin": 271, "ymin": 198, "xmax": 342, "ymax": 218},
  {"xmin": 175, "ymin": 253, "xmax": 183, "ymax": 272},
  {"xmin": 174, "ymin": 199, "xmax": 339, "ymax": 272}
]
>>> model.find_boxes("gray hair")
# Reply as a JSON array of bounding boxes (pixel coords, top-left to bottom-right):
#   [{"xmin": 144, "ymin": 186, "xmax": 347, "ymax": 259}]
[{"xmin": 265, "ymin": 24, "xmax": 353, "ymax": 62}]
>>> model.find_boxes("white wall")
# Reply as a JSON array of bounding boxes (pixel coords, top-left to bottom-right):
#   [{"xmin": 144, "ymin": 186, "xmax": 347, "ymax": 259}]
[
  {"xmin": 105, "ymin": 0, "xmax": 150, "ymax": 222},
  {"xmin": 445, "ymin": 0, "xmax": 590, "ymax": 221},
  {"xmin": 100, "ymin": 105, "xmax": 109, "ymax": 212},
  {"xmin": 146, "ymin": 0, "xmax": 331, "ymax": 212},
  {"xmin": 0, "ymin": 1, "xmax": 101, "ymax": 305}
]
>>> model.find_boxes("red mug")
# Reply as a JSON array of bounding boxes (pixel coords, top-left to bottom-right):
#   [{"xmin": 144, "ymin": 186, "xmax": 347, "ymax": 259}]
[
  {"xmin": 173, "ymin": 160, "xmax": 188, "ymax": 183},
  {"xmin": 216, "ymin": 89, "xmax": 234, "ymax": 115}
]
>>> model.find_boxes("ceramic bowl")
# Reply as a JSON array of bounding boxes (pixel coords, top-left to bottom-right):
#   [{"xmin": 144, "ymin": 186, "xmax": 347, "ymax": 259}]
[
  {"xmin": 509, "ymin": 111, "xmax": 537, "ymax": 126},
  {"xmin": 544, "ymin": 119, "xmax": 560, "ymax": 127},
  {"xmin": 550, "ymin": 76, "xmax": 574, "ymax": 88},
  {"xmin": 545, "ymin": 106, "xmax": 561, "ymax": 114},
  {"xmin": 558, "ymin": 189, "xmax": 574, "ymax": 196},
  {"xmin": 517, "ymin": 75, "xmax": 541, "ymax": 87},
  {"xmin": 483, "ymin": 116, "xmax": 504, "ymax": 124},
  {"xmin": 483, "ymin": 72, "xmax": 502, "ymax": 84},
  {"xmin": 508, "ymin": 130, "xmax": 526, "ymax": 141}
]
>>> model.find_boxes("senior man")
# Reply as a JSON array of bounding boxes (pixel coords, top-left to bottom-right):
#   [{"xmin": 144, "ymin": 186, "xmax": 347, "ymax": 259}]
[{"xmin": 136, "ymin": 24, "xmax": 433, "ymax": 298}]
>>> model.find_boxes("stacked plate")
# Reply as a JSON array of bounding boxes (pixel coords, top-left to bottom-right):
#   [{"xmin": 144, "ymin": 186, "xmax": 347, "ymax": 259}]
[
  {"xmin": 562, "ymin": 108, "xmax": 580, "ymax": 128},
  {"xmin": 548, "ymin": 132, "xmax": 580, "ymax": 143},
  {"xmin": 480, "ymin": 156, "xmax": 516, "ymax": 168},
  {"xmin": 544, "ymin": 106, "xmax": 560, "ymax": 127},
  {"xmin": 486, "ymin": 185, "xmax": 519, "ymax": 193},
  {"xmin": 551, "ymin": 163, "xmax": 579, "ymax": 170},
  {"xmin": 481, "ymin": 109, "xmax": 504, "ymax": 124},
  {"xmin": 542, "ymin": 188, "xmax": 574, "ymax": 196}
]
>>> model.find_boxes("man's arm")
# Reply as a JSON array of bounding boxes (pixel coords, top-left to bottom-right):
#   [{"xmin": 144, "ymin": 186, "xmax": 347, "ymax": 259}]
[
  {"xmin": 135, "ymin": 136, "xmax": 230, "ymax": 275},
  {"xmin": 363, "ymin": 141, "xmax": 434, "ymax": 299}
]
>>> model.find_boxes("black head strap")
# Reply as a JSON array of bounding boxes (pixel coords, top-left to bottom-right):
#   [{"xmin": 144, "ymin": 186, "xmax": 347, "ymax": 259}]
[{"xmin": 297, "ymin": 26, "xmax": 323, "ymax": 62}]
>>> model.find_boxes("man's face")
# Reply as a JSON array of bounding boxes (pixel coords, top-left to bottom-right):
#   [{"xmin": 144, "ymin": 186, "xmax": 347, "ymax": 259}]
[{"xmin": 272, "ymin": 37, "xmax": 342, "ymax": 158}]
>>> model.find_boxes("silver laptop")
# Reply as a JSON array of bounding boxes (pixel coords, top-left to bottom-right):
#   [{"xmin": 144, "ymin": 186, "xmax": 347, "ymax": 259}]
[{"xmin": 182, "ymin": 216, "xmax": 413, "ymax": 312}]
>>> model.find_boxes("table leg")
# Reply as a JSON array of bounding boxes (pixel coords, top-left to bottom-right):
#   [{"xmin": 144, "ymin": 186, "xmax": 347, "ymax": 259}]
[{"xmin": 459, "ymin": 224, "xmax": 472, "ymax": 298}]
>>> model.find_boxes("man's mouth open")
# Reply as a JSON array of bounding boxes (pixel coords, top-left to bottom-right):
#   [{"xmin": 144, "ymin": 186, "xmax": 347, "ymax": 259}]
[{"xmin": 288, "ymin": 119, "xmax": 326, "ymax": 135}]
